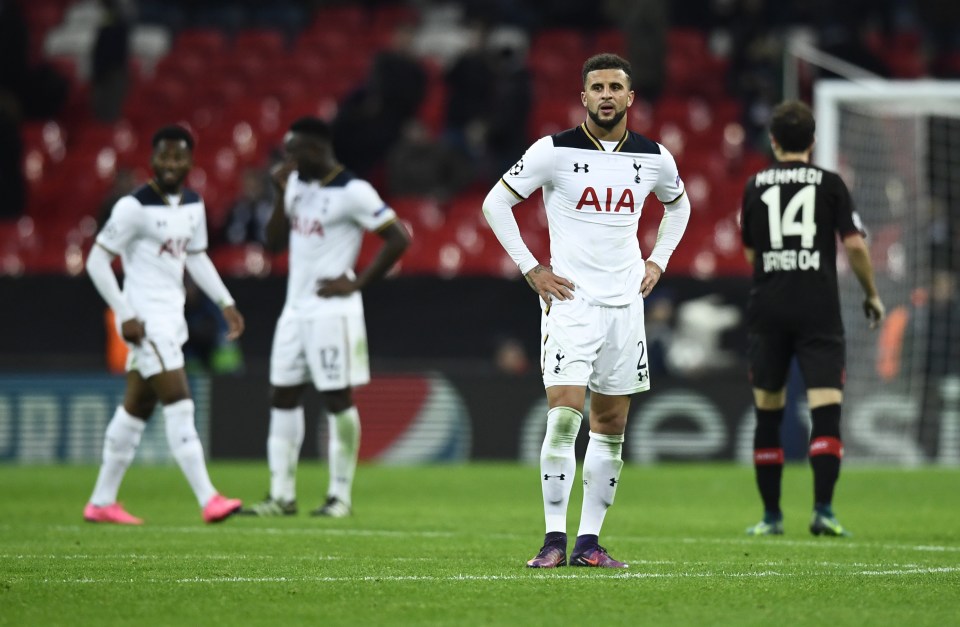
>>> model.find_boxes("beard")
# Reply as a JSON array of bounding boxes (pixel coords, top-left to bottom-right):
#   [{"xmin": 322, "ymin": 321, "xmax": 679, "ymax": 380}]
[
  {"xmin": 587, "ymin": 106, "xmax": 627, "ymax": 130},
  {"xmin": 154, "ymin": 172, "xmax": 187, "ymax": 193}
]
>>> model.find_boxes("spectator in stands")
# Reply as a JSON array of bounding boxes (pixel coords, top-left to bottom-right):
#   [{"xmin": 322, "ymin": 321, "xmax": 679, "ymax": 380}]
[
  {"xmin": 443, "ymin": 24, "xmax": 532, "ymax": 186},
  {"xmin": 91, "ymin": 0, "xmax": 131, "ymax": 123},
  {"xmin": 222, "ymin": 167, "xmax": 274, "ymax": 246},
  {"xmin": 385, "ymin": 120, "xmax": 473, "ymax": 201},
  {"xmin": 606, "ymin": 0, "xmax": 667, "ymax": 102},
  {"xmin": 332, "ymin": 23, "xmax": 427, "ymax": 180}
]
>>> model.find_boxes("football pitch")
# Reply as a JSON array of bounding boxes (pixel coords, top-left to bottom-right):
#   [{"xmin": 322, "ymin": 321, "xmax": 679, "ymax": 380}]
[{"xmin": 2, "ymin": 462, "xmax": 958, "ymax": 626}]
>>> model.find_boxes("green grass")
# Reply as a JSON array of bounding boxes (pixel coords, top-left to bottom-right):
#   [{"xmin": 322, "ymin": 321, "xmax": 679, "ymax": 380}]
[{"xmin": 1, "ymin": 462, "xmax": 959, "ymax": 626}]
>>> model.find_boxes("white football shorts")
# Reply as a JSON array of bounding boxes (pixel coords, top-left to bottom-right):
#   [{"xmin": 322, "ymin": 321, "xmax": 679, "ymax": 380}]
[
  {"xmin": 269, "ymin": 311, "xmax": 371, "ymax": 391},
  {"xmin": 540, "ymin": 294, "xmax": 651, "ymax": 395},
  {"xmin": 126, "ymin": 333, "xmax": 185, "ymax": 379}
]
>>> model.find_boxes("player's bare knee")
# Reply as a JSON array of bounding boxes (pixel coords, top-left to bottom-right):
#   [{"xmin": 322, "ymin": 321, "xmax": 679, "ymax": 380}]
[
  {"xmin": 123, "ymin": 400, "xmax": 156, "ymax": 420},
  {"xmin": 546, "ymin": 386, "xmax": 585, "ymax": 413},
  {"xmin": 753, "ymin": 388, "xmax": 786, "ymax": 409},
  {"xmin": 589, "ymin": 410, "xmax": 627, "ymax": 435},
  {"xmin": 808, "ymin": 387, "xmax": 843, "ymax": 408}
]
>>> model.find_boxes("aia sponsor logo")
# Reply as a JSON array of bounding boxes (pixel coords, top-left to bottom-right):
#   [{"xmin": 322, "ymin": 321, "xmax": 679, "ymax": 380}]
[
  {"xmin": 158, "ymin": 238, "xmax": 189, "ymax": 258},
  {"xmin": 291, "ymin": 215, "xmax": 325, "ymax": 237},
  {"xmin": 576, "ymin": 187, "xmax": 636, "ymax": 213}
]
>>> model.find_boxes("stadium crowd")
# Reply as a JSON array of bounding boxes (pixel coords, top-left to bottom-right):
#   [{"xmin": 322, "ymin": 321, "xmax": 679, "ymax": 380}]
[{"xmin": 2, "ymin": 0, "xmax": 958, "ymax": 280}]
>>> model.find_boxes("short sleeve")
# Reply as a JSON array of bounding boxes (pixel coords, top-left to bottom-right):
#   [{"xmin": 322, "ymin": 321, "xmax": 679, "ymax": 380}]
[
  {"xmin": 187, "ymin": 201, "xmax": 209, "ymax": 253},
  {"xmin": 653, "ymin": 144, "xmax": 685, "ymax": 204},
  {"xmin": 346, "ymin": 179, "xmax": 397, "ymax": 231},
  {"xmin": 284, "ymin": 171, "xmax": 298, "ymax": 216},
  {"xmin": 499, "ymin": 136, "xmax": 554, "ymax": 200},
  {"xmin": 831, "ymin": 173, "xmax": 866, "ymax": 239},
  {"xmin": 95, "ymin": 196, "xmax": 141, "ymax": 255}
]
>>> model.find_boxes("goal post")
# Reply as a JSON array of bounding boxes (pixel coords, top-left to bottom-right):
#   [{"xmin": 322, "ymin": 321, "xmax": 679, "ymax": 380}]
[{"xmin": 813, "ymin": 79, "xmax": 960, "ymax": 465}]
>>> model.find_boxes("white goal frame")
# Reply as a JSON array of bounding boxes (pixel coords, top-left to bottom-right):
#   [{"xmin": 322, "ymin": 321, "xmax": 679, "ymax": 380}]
[
  {"xmin": 814, "ymin": 79, "xmax": 960, "ymax": 170},
  {"xmin": 813, "ymin": 79, "xmax": 960, "ymax": 465}
]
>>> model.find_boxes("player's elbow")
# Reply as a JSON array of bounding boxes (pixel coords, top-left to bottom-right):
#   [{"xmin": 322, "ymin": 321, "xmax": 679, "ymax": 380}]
[
  {"xmin": 85, "ymin": 245, "xmax": 108, "ymax": 275},
  {"xmin": 388, "ymin": 222, "xmax": 411, "ymax": 253},
  {"xmin": 481, "ymin": 189, "xmax": 507, "ymax": 223},
  {"xmin": 842, "ymin": 232, "xmax": 868, "ymax": 254},
  {"xmin": 378, "ymin": 219, "xmax": 410, "ymax": 245},
  {"xmin": 481, "ymin": 201, "xmax": 497, "ymax": 224}
]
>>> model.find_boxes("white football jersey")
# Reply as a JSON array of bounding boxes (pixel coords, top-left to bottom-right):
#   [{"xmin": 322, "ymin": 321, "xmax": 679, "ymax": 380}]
[
  {"xmin": 283, "ymin": 167, "xmax": 397, "ymax": 317},
  {"xmin": 501, "ymin": 123, "xmax": 685, "ymax": 306},
  {"xmin": 96, "ymin": 183, "xmax": 208, "ymax": 342}
]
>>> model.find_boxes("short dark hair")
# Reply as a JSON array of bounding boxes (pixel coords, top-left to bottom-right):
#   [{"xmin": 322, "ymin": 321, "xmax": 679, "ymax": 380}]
[
  {"xmin": 289, "ymin": 117, "xmax": 331, "ymax": 140},
  {"xmin": 152, "ymin": 125, "xmax": 194, "ymax": 150},
  {"xmin": 770, "ymin": 101, "xmax": 815, "ymax": 152},
  {"xmin": 581, "ymin": 53, "xmax": 632, "ymax": 87}
]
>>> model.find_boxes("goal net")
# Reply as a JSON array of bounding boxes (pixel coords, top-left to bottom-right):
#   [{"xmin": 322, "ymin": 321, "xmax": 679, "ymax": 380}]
[{"xmin": 814, "ymin": 80, "xmax": 960, "ymax": 465}]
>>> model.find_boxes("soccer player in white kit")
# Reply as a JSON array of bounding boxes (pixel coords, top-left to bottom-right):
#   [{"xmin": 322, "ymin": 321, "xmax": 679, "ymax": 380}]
[
  {"xmin": 243, "ymin": 117, "xmax": 409, "ymax": 517},
  {"xmin": 483, "ymin": 54, "xmax": 691, "ymax": 567},
  {"xmin": 84, "ymin": 125, "xmax": 245, "ymax": 524}
]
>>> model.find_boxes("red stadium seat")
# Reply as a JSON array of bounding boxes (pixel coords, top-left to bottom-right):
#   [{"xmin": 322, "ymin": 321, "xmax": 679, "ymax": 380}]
[
  {"xmin": 197, "ymin": 75, "xmax": 248, "ymax": 107},
  {"xmin": 667, "ymin": 29, "xmax": 708, "ymax": 59},
  {"xmin": 529, "ymin": 101, "xmax": 584, "ymax": 139},
  {"xmin": 211, "ymin": 244, "xmax": 271, "ymax": 277},
  {"xmin": 234, "ymin": 29, "xmax": 287, "ymax": 58},
  {"xmin": 387, "ymin": 197, "xmax": 446, "ymax": 234},
  {"xmin": 531, "ymin": 29, "xmax": 585, "ymax": 60},
  {"xmin": 373, "ymin": 3, "xmax": 419, "ymax": 30},
  {"xmin": 294, "ymin": 29, "xmax": 353, "ymax": 58},
  {"xmin": 591, "ymin": 29, "xmax": 626, "ymax": 57},
  {"xmin": 71, "ymin": 121, "xmax": 140, "ymax": 157},
  {"xmin": 155, "ymin": 50, "xmax": 207, "ymax": 82},
  {"xmin": 176, "ymin": 29, "xmax": 228, "ymax": 58},
  {"xmin": 308, "ymin": 5, "xmax": 368, "ymax": 36},
  {"xmin": 272, "ymin": 54, "xmax": 329, "ymax": 84},
  {"xmin": 213, "ymin": 51, "xmax": 270, "ymax": 81},
  {"xmin": 23, "ymin": 2, "xmax": 65, "ymax": 62}
]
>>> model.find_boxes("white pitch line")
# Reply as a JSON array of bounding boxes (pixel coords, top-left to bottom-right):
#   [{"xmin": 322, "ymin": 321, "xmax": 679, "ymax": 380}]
[
  {"xmin": 0, "ymin": 554, "xmax": 436, "ymax": 562},
  {"xmin": 858, "ymin": 567, "xmax": 960, "ymax": 576},
  {"xmin": 6, "ymin": 525, "xmax": 960, "ymax": 556},
  {"xmin": 39, "ymin": 524, "xmax": 457, "ymax": 538},
  {"xmin": 25, "ymin": 567, "xmax": 960, "ymax": 585},
  {"xmin": 3, "ymin": 556, "xmax": 948, "ymax": 571},
  {"xmin": 24, "ymin": 525, "xmax": 960, "ymax": 555},
  {"xmin": 675, "ymin": 536, "xmax": 960, "ymax": 553}
]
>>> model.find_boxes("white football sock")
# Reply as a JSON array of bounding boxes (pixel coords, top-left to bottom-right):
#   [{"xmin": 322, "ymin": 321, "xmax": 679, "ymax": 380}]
[
  {"xmin": 267, "ymin": 406, "xmax": 305, "ymax": 502},
  {"xmin": 577, "ymin": 431, "xmax": 624, "ymax": 537},
  {"xmin": 540, "ymin": 406, "xmax": 582, "ymax": 534},
  {"xmin": 326, "ymin": 406, "xmax": 361, "ymax": 505},
  {"xmin": 163, "ymin": 399, "xmax": 216, "ymax": 506},
  {"xmin": 90, "ymin": 406, "xmax": 146, "ymax": 506}
]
